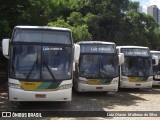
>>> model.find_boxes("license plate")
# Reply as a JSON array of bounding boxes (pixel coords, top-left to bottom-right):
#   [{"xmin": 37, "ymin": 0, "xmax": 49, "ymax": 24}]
[
  {"xmin": 96, "ymin": 87, "xmax": 103, "ymax": 89},
  {"xmin": 136, "ymin": 84, "xmax": 141, "ymax": 86},
  {"xmin": 35, "ymin": 94, "xmax": 46, "ymax": 98}
]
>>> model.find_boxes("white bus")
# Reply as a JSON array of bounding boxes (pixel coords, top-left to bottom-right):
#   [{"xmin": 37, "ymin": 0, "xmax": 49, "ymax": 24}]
[
  {"xmin": 117, "ymin": 46, "xmax": 158, "ymax": 88},
  {"xmin": 73, "ymin": 41, "xmax": 124, "ymax": 92},
  {"xmin": 151, "ymin": 50, "xmax": 160, "ymax": 86},
  {"xmin": 2, "ymin": 26, "xmax": 80, "ymax": 101}
]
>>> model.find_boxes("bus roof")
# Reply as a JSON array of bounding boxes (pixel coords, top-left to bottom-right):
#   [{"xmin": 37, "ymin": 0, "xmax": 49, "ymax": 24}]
[
  {"xmin": 117, "ymin": 46, "xmax": 149, "ymax": 49},
  {"xmin": 14, "ymin": 26, "xmax": 71, "ymax": 32},
  {"xmin": 150, "ymin": 50, "xmax": 160, "ymax": 53},
  {"xmin": 77, "ymin": 41, "xmax": 115, "ymax": 45}
]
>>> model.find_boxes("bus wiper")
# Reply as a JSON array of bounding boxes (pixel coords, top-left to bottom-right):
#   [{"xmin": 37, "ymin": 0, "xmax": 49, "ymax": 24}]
[
  {"xmin": 43, "ymin": 62, "xmax": 56, "ymax": 80},
  {"xmin": 140, "ymin": 66, "xmax": 148, "ymax": 77},
  {"xmin": 142, "ymin": 70, "xmax": 147, "ymax": 77},
  {"xmin": 26, "ymin": 60, "xmax": 37, "ymax": 80},
  {"xmin": 12, "ymin": 62, "xmax": 15, "ymax": 73},
  {"xmin": 26, "ymin": 53, "xmax": 38, "ymax": 80},
  {"xmin": 131, "ymin": 67, "xmax": 136, "ymax": 76}
]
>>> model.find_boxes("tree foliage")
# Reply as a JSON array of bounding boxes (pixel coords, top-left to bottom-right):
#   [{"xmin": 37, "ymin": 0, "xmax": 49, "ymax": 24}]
[
  {"xmin": 0, "ymin": 0, "xmax": 160, "ymax": 49},
  {"xmin": 48, "ymin": 12, "xmax": 92, "ymax": 42}
]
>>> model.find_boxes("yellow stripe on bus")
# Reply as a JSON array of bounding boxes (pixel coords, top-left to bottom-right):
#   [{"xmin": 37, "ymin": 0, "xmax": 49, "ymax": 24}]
[
  {"xmin": 20, "ymin": 82, "xmax": 42, "ymax": 91},
  {"xmin": 88, "ymin": 79, "xmax": 100, "ymax": 85}
]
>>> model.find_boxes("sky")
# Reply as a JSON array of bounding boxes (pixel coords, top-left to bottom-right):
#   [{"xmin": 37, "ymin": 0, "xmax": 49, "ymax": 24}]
[{"xmin": 132, "ymin": 0, "xmax": 160, "ymax": 13}]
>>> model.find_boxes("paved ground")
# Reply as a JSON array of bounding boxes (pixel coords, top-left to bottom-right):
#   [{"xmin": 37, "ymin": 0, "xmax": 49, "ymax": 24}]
[{"xmin": 0, "ymin": 81, "xmax": 160, "ymax": 120}]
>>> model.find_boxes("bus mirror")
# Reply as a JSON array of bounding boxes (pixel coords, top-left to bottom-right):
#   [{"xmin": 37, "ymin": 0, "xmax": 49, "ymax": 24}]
[
  {"xmin": 118, "ymin": 53, "xmax": 124, "ymax": 65},
  {"xmin": 2, "ymin": 38, "xmax": 10, "ymax": 59},
  {"xmin": 152, "ymin": 55, "xmax": 158, "ymax": 66},
  {"xmin": 74, "ymin": 44, "xmax": 80, "ymax": 63}
]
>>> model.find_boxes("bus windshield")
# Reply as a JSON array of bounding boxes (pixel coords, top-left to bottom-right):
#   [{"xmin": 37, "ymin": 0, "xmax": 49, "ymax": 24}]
[
  {"xmin": 79, "ymin": 54, "xmax": 119, "ymax": 78},
  {"xmin": 122, "ymin": 56, "xmax": 152, "ymax": 77},
  {"xmin": 10, "ymin": 45, "xmax": 72, "ymax": 80}
]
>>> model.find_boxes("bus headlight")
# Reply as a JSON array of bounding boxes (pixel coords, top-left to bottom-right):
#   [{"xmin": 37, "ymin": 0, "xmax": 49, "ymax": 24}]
[
  {"xmin": 147, "ymin": 78, "xmax": 153, "ymax": 81},
  {"xmin": 111, "ymin": 79, "xmax": 118, "ymax": 84},
  {"xmin": 121, "ymin": 78, "xmax": 128, "ymax": 81},
  {"xmin": 58, "ymin": 84, "xmax": 72, "ymax": 90},
  {"xmin": 79, "ymin": 80, "xmax": 87, "ymax": 84},
  {"xmin": 8, "ymin": 83, "xmax": 22, "ymax": 89}
]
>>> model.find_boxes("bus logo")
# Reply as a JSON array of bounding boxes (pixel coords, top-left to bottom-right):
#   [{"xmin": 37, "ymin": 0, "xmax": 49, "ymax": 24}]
[{"xmin": 24, "ymin": 83, "xmax": 35, "ymax": 86}]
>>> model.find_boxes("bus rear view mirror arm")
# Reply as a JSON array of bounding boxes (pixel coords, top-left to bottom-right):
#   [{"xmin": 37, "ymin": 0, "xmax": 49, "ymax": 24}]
[
  {"xmin": 2, "ymin": 38, "xmax": 10, "ymax": 59},
  {"xmin": 74, "ymin": 44, "xmax": 80, "ymax": 63},
  {"xmin": 118, "ymin": 53, "xmax": 124, "ymax": 65}
]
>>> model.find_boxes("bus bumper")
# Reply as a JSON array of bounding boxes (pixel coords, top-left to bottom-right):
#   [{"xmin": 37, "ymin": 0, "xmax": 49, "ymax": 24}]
[
  {"xmin": 76, "ymin": 83, "xmax": 118, "ymax": 92},
  {"xmin": 120, "ymin": 81, "xmax": 152, "ymax": 88},
  {"xmin": 9, "ymin": 88, "xmax": 72, "ymax": 101},
  {"xmin": 153, "ymin": 80, "xmax": 160, "ymax": 86}
]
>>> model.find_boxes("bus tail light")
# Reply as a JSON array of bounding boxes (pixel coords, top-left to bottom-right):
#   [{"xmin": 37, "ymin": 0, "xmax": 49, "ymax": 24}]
[{"xmin": 8, "ymin": 83, "xmax": 22, "ymax": 89}]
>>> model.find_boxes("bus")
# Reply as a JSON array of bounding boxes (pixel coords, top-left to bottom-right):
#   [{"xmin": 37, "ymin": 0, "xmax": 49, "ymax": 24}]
[
  {"xmin": 2, "ymin": 26, "xmax": 80, "ymax": 101},
  {"xmin": 117, "ymin": 46, "xmax": 158, "ymax": 88},
  {"xmin": 73, "ymin": 41, "xmax": 124, "ymax": 92},
  {"xmin": 151, "ymin": 50, "xmax": 160, "ymax": 86}
]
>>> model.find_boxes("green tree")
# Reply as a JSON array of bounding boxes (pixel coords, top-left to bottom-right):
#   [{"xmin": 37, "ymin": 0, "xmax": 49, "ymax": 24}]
[
  {"xmin": 21, "ymin": 0, "xmax": 52, "ymax": 25},
  {"xmin": 71, "ymin": 0, "xmax": 130, "ymax": 41},
  {"xmin": 48, "ymin": 16, "xmax": 92, "ymax": 42},
  {"xmin": 114, "ymin": 10, "xmax": 160, "ymax": 49},
  {"xmin": 129, "ymin": 1, "xmax": 139, "ymax": 12},
  {"xmin": 0, "ymin": 0, "xmax": 160, "ymax": 48},
  {"xmin": 0, "ymin": 0, "xmax": 30, "ymax": 40}
]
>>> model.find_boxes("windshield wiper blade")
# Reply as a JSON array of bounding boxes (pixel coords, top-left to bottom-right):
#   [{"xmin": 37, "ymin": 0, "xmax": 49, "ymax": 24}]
[
  {"xmin": 43, "ymin": 62, "xmax": 56, "ymax": 80},
  {"xmin": 12, "ymin": 62, "xmax": 15, "ymax": 73},
  {"xmin": 26, "ymin": 60, "xmax": 37, "ymax": 80},
  {"xmin": 131, "ymin": 67, "xmax": 136, "ymax": 76},
  {"xmin": 26, "ymin": 53, "xmax": 38, "ymax": 80}
]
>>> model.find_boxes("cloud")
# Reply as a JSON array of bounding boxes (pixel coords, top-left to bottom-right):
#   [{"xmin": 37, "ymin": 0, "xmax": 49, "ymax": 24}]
[
  {"xmin": 143, "ymin": 0, "xmax": 160, "ymax": 8},
  {"xmin": 148, "ymin": 0, "xmax": 160, "ymax": 7}
]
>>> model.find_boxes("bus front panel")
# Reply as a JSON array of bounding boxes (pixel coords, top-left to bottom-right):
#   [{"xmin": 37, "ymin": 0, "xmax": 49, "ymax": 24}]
[
  {"xmin": 8, "ymin": 28, "xmax": 73, "ymax": 101},
  {"xmin": 120, "ymin": 48, "xmax": 153, "ymax": 88}
]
